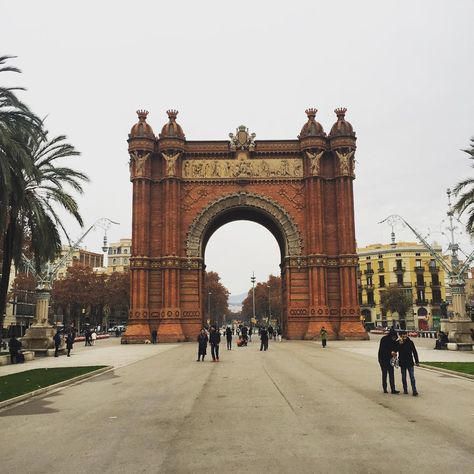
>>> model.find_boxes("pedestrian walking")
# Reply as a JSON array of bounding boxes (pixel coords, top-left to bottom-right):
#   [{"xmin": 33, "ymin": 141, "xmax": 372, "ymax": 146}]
[
  {"xmin": 397, "ymin": 331, "xmax": 419, "ymax": 396},
  {"xmin": 151, "ymin": 328, "xmax": 158, "ymax": 344},
  {"xmin": 84, "ymin": 328, "xmax": 92, "ymax": 346},
  {"xmin": 66, "ymin": 330, "xmax": 75, "ymax": 357},
  {"xmin": 209, "ymin": 325, "xmax": 221, "ymax": 361},
  {"xmin": 276, "ymin": 325, "xmax": 282, "ymax": 342},
  {"xmin": 260, "ymin": 326, "xmax": 269, "ymax": 351},
  {"xmin": 320, "ymin": 327, "xmax": 328, "ymax": 348},
  {"xmin": 91, "ymin": 329, "xmax": 97, "ymax": 346},
  {"xmin": 197, "ymin": 329, "xmax": 208, "ymax": 361},
  {"xmin": 248, "ymin": 326, "xmax": 253, "ymax": 342},
  {"xmin": 225, "ymin": 326, "xmax": 232, "ymax": 350},
  {"xmin": 8, "ymin": 335, "xmax": 22, "ymax": 364},
  {"xmin": 378, "ymin": 328, "xmax": 400, "ymax": 394},
  {"xmin": 53, "ymin": 330, "xmax": 62, "ymax": 357}
]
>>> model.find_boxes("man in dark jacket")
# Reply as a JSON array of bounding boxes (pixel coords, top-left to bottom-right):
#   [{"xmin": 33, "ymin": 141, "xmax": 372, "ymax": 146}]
[
  {"xmin": 197, "ymin": 329, "xmax": 208, "ymax": 361},
  {"xmin": 260, "ymin": 327, "xmax": 269, "ymax": 351},
  {"xmin": 9, "ymin": 335, "xmax": 22, "ymax": 364},
  {"xmin": 378, "ymin": 328, "xmax": 400, "ymax": 394},
  {"xmin": 209, "ymin": 326, "xmax": 221, "ymax": 361},
  {"xmin": 53, "ymin": 330, "xmax": 62, "ymax": 357},
  {"xmin": 225, "ymin": 326, "xmax": 232, "ymax": 350},
  {"xmin": 397, "ymin": 331, "xmax": 419, "ymax": 396}
]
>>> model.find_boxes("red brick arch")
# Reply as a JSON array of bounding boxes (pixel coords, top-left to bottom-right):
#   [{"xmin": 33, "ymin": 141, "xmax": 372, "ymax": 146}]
[{"xmin": 122, "ymin": 110, "xmax": 367, "ymax": 343}]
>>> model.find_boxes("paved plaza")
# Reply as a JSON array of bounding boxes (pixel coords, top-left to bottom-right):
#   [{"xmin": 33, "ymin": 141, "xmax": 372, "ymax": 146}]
[{"xmin": 1, "ymin": 336, "xmax": 473, "ymax": 473}]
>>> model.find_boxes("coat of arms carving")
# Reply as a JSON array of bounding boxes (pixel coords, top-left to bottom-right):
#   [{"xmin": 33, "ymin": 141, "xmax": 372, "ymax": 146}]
[{"xmin": 229, "ymin": 125, "xmax": 256, "ymax": 151}]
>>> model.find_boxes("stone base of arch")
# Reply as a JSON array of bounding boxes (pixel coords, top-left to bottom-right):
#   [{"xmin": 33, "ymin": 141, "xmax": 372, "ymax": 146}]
[{"xmin": 120, "ymin": 320, "xmax": 151, "ymax": 344}]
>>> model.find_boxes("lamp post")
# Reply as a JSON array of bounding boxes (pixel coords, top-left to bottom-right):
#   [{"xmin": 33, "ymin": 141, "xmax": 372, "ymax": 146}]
[
  {"xmin": 208, "ymin": 291, "xmax": 212, "ymax": 326},
  {"xmin": 267, "ymin": 284, "xmax": 271, "ymax": 323},
  {"xmin": 251, "ymin": 272, "xmax": 256, "ymax": 324}
]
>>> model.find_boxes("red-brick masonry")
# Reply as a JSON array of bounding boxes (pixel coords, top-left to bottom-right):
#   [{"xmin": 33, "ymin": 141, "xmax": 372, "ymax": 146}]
[{"xmin": 122, "ymin": 109, "xmax": 368, "ymax": 343}]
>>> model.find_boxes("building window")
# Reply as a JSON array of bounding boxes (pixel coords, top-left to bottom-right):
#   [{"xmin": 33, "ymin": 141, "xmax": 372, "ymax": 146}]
[
  {"xmin": 367, "ymin": 262, "xmax": 372, "ymax": 271},
  {"xmin": 378, "ymin": 260, "xmax": 384, "ymax": 271},
  {"xmin": 429, "ymin": 259, "xmax": 436, "ymax": 268},
  {"xmin": 378, "ymin": 254, "xmax": 383, "ymax": 259},
  {"xmin": 396, "ymin": 253, "xmax": 401, "ymax": 257},
  {"xmin": 416, "ymin": 259, "xmax": 422, "ymax": 267},
  {"xmin": 397, "ymin": 274, "xmax": 403, "ymax": 285},
  {"xmin": 415, "ymin": 253, "xmax": 420, "ymax": 256},
  {"xmin": 396, "ymin": 259, "xmax": 403, "ymax": 270},
  {"xmin": 367, "ymin": 291, "xmax": 375, "ymax": 305},
  {"xmin": 432, "ymin": 274, "xmax": 440, "ymax": 285},
  {"xmin": 379, "ymin": 275, "xmax": 385, "ymax": 287},
  {"xmin": 366, "ymin": 256, "xmax": 371, "ymax": 260},
  {"xmin": 123, "ymin": 249, "xmax": 128, "ymax": 254},
  {"xmin": 113, "ymin": 258, "xmax": 117, "ymax": 264},
  {"xmin": 367, "ymin": 276, "xmax": 373, "ymax": 286}
]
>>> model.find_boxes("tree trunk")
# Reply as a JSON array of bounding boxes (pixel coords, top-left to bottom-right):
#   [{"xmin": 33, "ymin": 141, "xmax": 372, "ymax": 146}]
[{"xmin": 0, "ymin": 220, "xmax": 17, "ymax": 339}]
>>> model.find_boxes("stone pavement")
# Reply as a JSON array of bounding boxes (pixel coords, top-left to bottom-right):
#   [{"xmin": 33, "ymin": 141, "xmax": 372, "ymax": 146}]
[{"xmin": 0, "ymin": 336, "xmax": 473, "ymax": 473}]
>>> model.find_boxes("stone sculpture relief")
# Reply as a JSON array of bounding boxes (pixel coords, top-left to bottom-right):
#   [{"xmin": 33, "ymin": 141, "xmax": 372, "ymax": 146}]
[
  {"xmin": 182, "ymin": 157, "xmax": 303, "ymax": 179},
  {"xmin": 306, "ymin": 150, "xmax": 324, "ymax": 176},
  {"xmin": 162, "ymin": 151, "xmax": 181, "ymax": 177},
  {"xmin": 129, "ymin": 151, "xmax": 150, "ymax": 177},
  {"xmin": 335, "ymin": 149, "xmax": 355, "ymax": 176}
]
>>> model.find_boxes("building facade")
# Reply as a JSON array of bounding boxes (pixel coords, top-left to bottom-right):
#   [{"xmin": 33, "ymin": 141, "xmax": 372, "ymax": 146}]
[
  {"xmin": 56, "ymin": 246, "xmax": 104, "ymax": 279},
  {"xmin": 106, "ymin": 238, "xmax": 132, "ymax": 273},
  {"xmin": 357, "ymin": 242, "xmax": 446, "ymax": 330}
]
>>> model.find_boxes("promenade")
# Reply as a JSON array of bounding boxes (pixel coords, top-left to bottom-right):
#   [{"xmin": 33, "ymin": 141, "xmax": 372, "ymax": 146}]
[{"xmin": 1, "ymin": 336, "xmax": 473, "ymax": 473}]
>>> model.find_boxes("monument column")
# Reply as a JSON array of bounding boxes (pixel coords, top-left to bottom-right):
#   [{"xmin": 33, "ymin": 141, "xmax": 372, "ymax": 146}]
[
  {"xmin": 329, "ymin": 108, "xmax": 367, "ymax": 339},
  {"xmin": 298, "ymin": 109, "xmax": 331, "ymax": 339},
  {"xmin": 156, "ymin": 110, "xmax": 186, "ymax": 341},
  {"xmin": 122, "ymin": 110, "xmax": 155, "ymax": 343}
]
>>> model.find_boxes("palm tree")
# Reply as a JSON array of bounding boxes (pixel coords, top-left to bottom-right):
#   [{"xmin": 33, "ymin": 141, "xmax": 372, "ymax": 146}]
[
  {"xmin": 0, "ymin": 124, "xmax": 89, "ymax": 333},
  {"xmin": 453, "ymin": 138, "xmax": 474, "ymax": 234}
]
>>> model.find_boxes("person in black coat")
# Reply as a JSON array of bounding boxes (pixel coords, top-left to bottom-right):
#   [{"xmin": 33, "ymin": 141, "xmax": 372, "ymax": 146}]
[
  {"xmin": 9, "ymin": 335, "xmax": 22, "ymax": 364},
  {"xmin": 197, "ymin": 329, "xmax": 208, "ymax": 361},
  {"xmin": 209, "ymin": 326, "xmax": 221, "ymax": 361},
  {"xmin": 53, "ymin": 330, "xmax": 62, "ymax": 357},
  {"xmin": 378, "ymin": 328, "xmax": 400, "ymax": 394},
  {"xmin": 397, "ymin": 331, "xmax": 419, "ymax": 396},
  {"xmin": 225, "ymin": 326, "xmax": 232, "ymax": 350},
  {"xmin": 260, "ymin": 327, "xmax": 269, "ymax": 351},
  {"xmin": 66, "ymin": 330, "xmax": 75, "ymax": 357},
  {"xmin": 151, "ymin": 329, "xmax": 158, "ymax": 344}
]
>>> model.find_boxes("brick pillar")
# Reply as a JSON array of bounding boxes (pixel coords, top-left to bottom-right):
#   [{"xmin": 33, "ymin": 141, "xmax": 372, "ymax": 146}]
[
  {"xmin": 332, "ymin": 145, "xmax": 367, "ymax": 339},
  {"xmin": 122, "ymin": 111, "xmax": 155, "ymax": 343},
  {"xmin": 156, "ymin": 149, "xmax": 186, "ymax": 342}
]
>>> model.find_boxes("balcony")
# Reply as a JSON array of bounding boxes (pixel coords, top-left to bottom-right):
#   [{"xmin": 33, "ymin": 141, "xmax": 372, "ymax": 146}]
[
  {"xmin": 393, "ymin": 266, "xmax": 406, "ymax": 273},
  {"xmin": 364, "ymin": 269, "xmax": 374, "ymax": 275},
  {"xmin": 415, "ymin": 299, "xmax": 428, "ymax": 306},
  {"xmin": 378, "ymin": 267, "xmax": 385, "ymax": 273},
  {"xmin": 364, "ymin": 284, "xmax": 375, "ymax": 290},
  {"xmin": 414, "ymin": 266, "xmax": 425, "ymax": 273},
  {"xmin": 430, "ymin": 282, "xmax": 441, "ymax": 288},
  {"xmin": 429, "ymin": 265, "xmax": 439, "ymax": 273},
  {"xmin": 415, "ymin": 282, "xmax": 426, "ymax": 288},
  {"xmin": 389, "ymin": 282, "xmax": 412, "ymax": 288}
]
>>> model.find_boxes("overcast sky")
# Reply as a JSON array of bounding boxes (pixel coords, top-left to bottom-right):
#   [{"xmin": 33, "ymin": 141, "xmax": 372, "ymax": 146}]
[{"xmin": 2, "ymin": 0, "xmax": 474, "ymax": 295}]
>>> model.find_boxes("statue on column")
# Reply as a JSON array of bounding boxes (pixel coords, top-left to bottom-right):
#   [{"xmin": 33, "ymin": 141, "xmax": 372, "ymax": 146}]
[{"xmin": 162, "ymin": 151, "xmax": 181, "ymax": 177}]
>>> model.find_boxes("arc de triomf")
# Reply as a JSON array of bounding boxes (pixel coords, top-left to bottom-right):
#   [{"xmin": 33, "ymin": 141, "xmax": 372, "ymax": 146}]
[{"xmin": 122, "ymin": 108, "xmax": 367, "ymax": 343}]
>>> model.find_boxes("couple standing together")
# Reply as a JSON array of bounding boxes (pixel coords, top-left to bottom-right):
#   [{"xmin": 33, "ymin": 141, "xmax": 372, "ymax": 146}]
[
  {"xmin": 378, "ymin": 328, "xmax": 419, "ymax": 396},
  {"xmin": 197, "ymin": 326, "xmax": 220, "ymax": 362}
]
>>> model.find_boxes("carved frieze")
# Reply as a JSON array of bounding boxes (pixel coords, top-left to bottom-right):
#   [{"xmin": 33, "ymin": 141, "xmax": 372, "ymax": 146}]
[{"xmin": 182, "ymin": 157, "xmax": 303, "ymax": 180}]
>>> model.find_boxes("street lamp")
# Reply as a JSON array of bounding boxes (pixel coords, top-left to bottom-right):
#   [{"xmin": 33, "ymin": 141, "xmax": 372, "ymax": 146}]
[
  {"xmin": 208, "ymin": 291, "xmax": 212, "ymax": 325},
  {"xmin": 251, "ymin": 272, "xmax": 256, "ymax": 323},
  {"xmin": 267, "ymin": 284, "xmax": 271, "ymax": 323}
]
